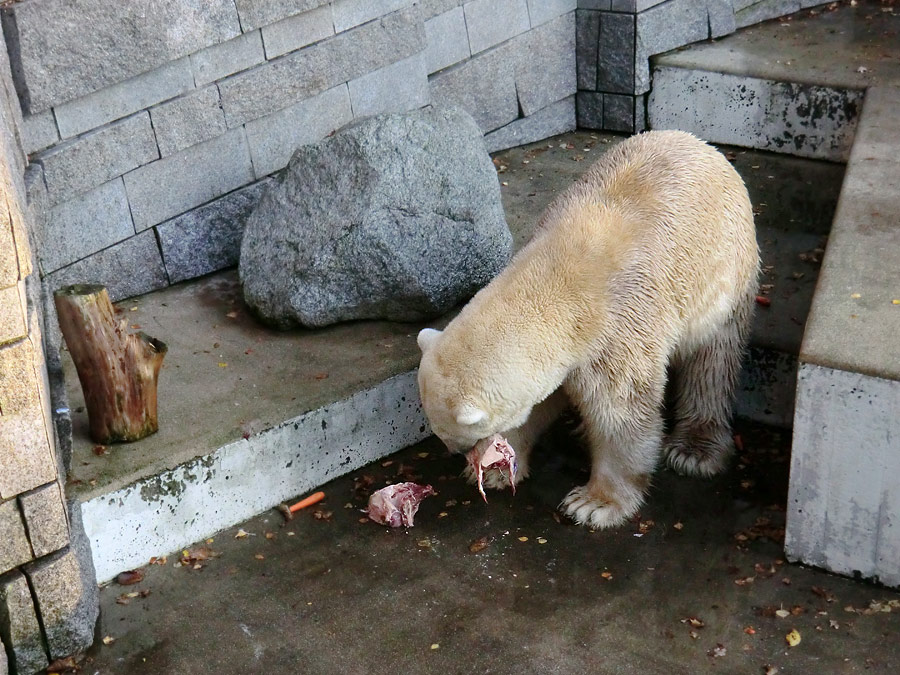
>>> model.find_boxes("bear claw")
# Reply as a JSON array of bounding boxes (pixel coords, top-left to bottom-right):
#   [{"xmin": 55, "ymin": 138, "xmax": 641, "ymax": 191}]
[
  {"xmin": 664, "ymin": 426, "xmax": 734, "ymax": 477},
  {"xmin": 560, "ymin": 485, "xmax": 636, "ymax": 530}
]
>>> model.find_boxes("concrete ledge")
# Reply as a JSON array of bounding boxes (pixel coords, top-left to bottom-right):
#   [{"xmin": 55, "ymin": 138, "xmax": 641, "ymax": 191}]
[
  {"xmin": 799, "ymin": 86, "xmax": 900, "ymax": 381},
  {"xmin": 82, "ymin": 371, "xmax": 429, "ymax": 582},
  {"xmin": 736, "ymin": 348, "xmax": 797, "ymax": 429},
  {"xmin": 648, "ymin": 66, "xmax": 862, "ymax": 162},
  {"xmin": 786, "ymin": 363, "xmax": 900, "ymax": 587}
]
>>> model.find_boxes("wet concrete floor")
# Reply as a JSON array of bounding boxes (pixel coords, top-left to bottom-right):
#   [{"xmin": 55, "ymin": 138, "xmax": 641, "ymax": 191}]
[{"xmin": 82, "ymin": 420, "xmax": 900, "ymax": 674}]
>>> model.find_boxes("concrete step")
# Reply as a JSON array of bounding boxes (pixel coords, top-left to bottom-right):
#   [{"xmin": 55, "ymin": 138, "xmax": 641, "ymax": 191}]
[
  {"xmin": 644, "ymin": 1, "xmax": 900, "ymax": 586},
  {"xmin": 646, "ymin": 1, "xmax": 900, "ymax": 160},
  {"xmin": 62, "ymin": 131, "xmax": 841, "ymax": 581},
  {"xmin": 785, "ymin": 84, "xmax": 900, "ymax": 587}
]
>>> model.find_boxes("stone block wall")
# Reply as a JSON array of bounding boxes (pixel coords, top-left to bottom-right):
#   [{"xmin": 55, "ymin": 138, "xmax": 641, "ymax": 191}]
[
  {"xmin": 0, "ymin": 25, "xmax": 97, "ymax": 675},
  {"xmin": 1, "ymin": 0, "xmax": 577, "ymax": 307},
  {"xmin": 575, "ymin": 0, "xmax": 825, "ymax": 132}
]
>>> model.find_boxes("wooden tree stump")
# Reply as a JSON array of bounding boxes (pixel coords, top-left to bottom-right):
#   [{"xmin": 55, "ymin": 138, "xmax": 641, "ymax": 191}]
[{"xmin": 54, "ymin": 284, "xmax": 167, "ymax": 444}]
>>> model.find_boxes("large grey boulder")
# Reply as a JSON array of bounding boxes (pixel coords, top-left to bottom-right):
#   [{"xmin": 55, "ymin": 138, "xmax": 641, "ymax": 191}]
[{"xmin": 239, "ymin": 105, "xmax": 512, "ymax": 328}]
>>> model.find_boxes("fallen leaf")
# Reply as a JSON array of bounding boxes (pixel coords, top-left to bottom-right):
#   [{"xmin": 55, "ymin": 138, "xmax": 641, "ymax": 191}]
[
  {"xmin": 709, "ymin": 644, "xmax": 726, "ymax": 658},
  {"xmin": 218, "ymin": 362, "xmax": 228, "ymax": 368},
  {"xmin": 755, "ymin": 295, "xmax": 771, "ymax": 307},
  {"xmin": 775, "ymin": 609, "xmax": 791, "ymax": 618},
  {"xmin": 226, "ymin": 310, "xmax": 238, "ymax": 319},
  {"xmin": 673, "ymin": 521, "xmax": 684, "ymax": 530},
  {"xmin": 179, "ymin": 545, "xmax": 218, "ymax": 567},
  {"xmin": 116, "ymin": 569, "xmax": 144, "ymax": 586},
  {"xmin": 469, "ymin": 536, "xmax": 491, "ymax": 553},
  {"xmin": 314, "ymin": 372, "xmax": 329, "ymax": 380},
  {"xmin": 537, "ymin": 537, "xmax": 548, "ymax": 544},
  {"xmin": 46, "ymin": 656, "xmax": 78, "ymax": 672},
  {"xmin": 235, "ymin": 529, "xmax": 250, "ymax": 538},
  {"xmin": 93, "ymin": 445, "xmax": 107, "ymax": 456},
  {"xmin": 682, "ymin": 617, "xmax": 705, "ymax": 628},
  {"xmin": 811, "ymin": 585, "xmax": 836, "ymax": 603},
  {"xmin": 785, "ymin": 628, "xmax": 801, "ymax": 647},
  {"xmin": 764, "ymin": 666, "xmax": 779, "ymax": 675},
  {"xmin": 313, "ymin": 510, "xmax": 333, "ymax": 521},
  {"xmin": 744, "ymin": 626, "xmax": 756, "ymax": 635},
  {"xmin": 254, "ymin": 553, "xmax": 265, "ymax": 560},
  {"xmin": 265, "ymin": 532, "xmax": 276, "ymax": 540},
  {"xmin": 431, "ymin": 643, "xmax": 440, "ymax": 650},
  {"xmin": 102, "ymin": 635, "xmax": 115, "ymax": 645},
  {"xmin": 601, "ymin": 571, "xmax": 613, "ymax": 580},
  {"xmin": 830, "ymin": 619, "xmax": 840, "ymax": 629}
]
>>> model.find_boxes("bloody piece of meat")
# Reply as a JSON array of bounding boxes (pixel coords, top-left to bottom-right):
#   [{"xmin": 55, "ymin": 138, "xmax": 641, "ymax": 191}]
[
  {"xmin": 467, "ymin": 434, "xmax": 517, "ymax": 502},
  {"xmin": 367, "ymin": 482, "xmax": 436, "ymax": 528}
]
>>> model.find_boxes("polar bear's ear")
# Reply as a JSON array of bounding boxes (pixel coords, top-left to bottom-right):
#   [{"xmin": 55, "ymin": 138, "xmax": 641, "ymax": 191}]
[
  {"xmin": 455, "ymin": 404, "xmax": 486, "ymax": 426},
  {"xmin": 417, "ymin": 328, "xmax": 442, "ymax": 352}
]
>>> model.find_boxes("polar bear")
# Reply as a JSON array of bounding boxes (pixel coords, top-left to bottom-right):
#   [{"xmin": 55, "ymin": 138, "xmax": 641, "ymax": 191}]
[{"xmin": 416, "ymin": 130, "xmax": 759, "ymax": 529}]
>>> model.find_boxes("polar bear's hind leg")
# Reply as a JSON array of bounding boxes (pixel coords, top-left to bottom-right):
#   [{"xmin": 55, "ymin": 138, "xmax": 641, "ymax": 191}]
[{"xmin": 665, "ymin": 290, "xmax": 754, "ymax": 477}]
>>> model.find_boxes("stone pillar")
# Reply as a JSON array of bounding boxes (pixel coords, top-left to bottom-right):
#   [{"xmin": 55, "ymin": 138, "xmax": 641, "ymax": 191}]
[
  {"xmin": 0, "ymin": 25, "xmax": 98, "ymax": 675},
  {"xmin": 575, "ymin": 0, "xmax": 815, "ymax": 133}
]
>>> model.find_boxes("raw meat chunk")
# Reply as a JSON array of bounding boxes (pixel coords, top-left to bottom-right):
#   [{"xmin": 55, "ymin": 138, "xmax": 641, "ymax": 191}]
[
  {"xmin": 367, "ymin": 482, "xmax": 436, "ymax": 527},
  {"xmin": 467, "ymin": 434, "xmax": 517, "ymax": 501}
]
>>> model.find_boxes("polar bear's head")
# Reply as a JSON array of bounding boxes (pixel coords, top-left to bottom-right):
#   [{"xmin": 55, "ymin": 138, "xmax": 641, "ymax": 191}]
[{"xmin": 416, "ymin": 327, "xmax": 533, "ymax": 453}]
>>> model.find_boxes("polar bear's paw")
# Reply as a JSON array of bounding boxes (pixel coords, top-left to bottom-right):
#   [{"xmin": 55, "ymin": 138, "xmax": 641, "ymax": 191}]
[
  {"xmin": 664, "ymin": 424, "xmax": 734, "ymax": 477},
  {"xmin": 559, "ymin": 484, "xmax": 641, "ymax": 530}
]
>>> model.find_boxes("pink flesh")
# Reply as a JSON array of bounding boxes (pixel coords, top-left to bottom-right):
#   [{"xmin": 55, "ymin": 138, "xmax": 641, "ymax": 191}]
[
  {"xmin": 467, "ymin": 434, "xmax": 517, "ymax": 502},
  {"xmin": 367, "ymin": 482, "xmax": 436, "ymax": 528}
]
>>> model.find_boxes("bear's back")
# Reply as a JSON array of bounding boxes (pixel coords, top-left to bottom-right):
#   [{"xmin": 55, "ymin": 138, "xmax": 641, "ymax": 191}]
[{"xmin": 528, "ymin": 130, "xmax": 758, "ymax": 353}]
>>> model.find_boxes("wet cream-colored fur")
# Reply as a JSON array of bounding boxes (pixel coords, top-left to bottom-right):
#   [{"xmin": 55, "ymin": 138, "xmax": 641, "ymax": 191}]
[{"xmin": 417, "ymin": 130, "xmax": 759, "ymax": 529}]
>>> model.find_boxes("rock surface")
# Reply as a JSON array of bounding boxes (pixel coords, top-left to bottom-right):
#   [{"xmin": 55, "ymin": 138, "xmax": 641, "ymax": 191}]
[{"xmin": 239, "ymin": 105, "xmax": 512, "ymax": 328}]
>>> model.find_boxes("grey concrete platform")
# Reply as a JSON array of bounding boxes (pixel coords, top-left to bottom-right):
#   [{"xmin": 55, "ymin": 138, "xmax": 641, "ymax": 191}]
[
  {"xmin": 786, "ymin": 87, "xmax": 900, "ymax": 584},
  {"xmin": 645, "ymin": 0, "xmax": 900, "ymax": 587},
  {"xmin": 80, "ymin": 425, "xmax": 900, "ymax": 675},
  {"xmin": 649, "ymin": 1, "xmax": 900, "ymax": 161},
  {"xmin": 64, "ymin": 131, "xmax": 842, "ymax": 581}
]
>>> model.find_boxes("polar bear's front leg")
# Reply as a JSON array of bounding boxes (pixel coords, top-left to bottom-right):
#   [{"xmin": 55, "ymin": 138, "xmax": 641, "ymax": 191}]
[
  {"xmin": 560, "ymin": 423, "xmax": 660, "ymax": 529},
  {"xmin": 561, "ymin": 373, "xmax": 664, "ymax": 529}
]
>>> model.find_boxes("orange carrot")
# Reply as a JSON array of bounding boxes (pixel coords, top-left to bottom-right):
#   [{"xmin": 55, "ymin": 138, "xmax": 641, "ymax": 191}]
[{"xmin": 288, "ymin": 491, "xmax": 325, "ymax": 513}]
